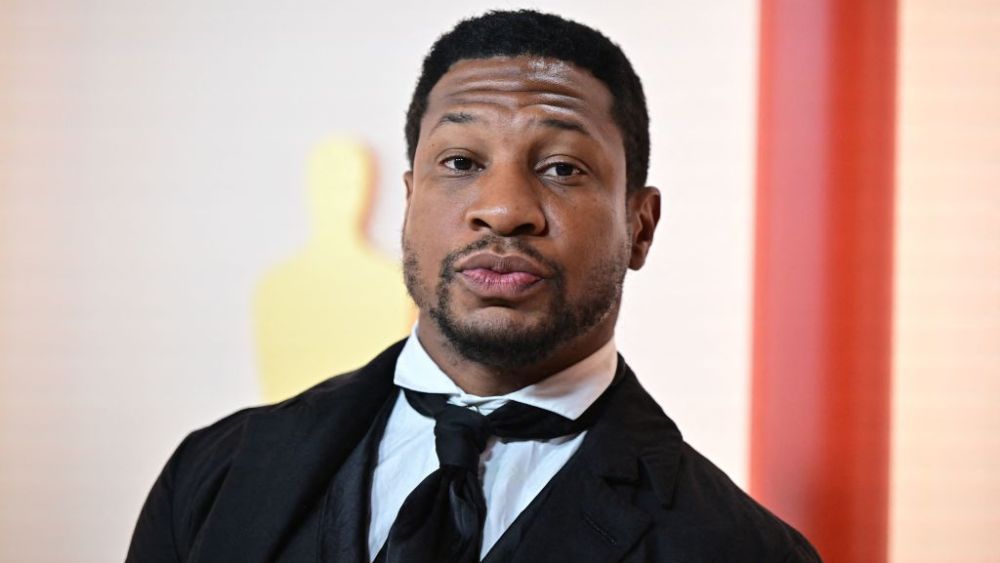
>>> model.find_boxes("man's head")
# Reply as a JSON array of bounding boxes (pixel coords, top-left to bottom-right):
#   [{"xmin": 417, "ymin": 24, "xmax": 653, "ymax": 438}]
[
  {"xmin": 401, "ymin": 10, "xmax": 660, "ymax": 378},
  {"xmin": 405, "ymin": 10, "xmax": 650, "ymax": 193}
]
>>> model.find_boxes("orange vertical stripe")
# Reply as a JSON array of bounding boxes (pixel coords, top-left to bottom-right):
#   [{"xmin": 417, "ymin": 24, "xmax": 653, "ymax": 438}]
[{"xmin": 751, "ymin": 1, "xmax": 896, "ymax": 562}]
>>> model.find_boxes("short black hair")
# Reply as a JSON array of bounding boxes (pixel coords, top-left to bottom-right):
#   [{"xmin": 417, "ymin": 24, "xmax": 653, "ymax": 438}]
[{"xmin": 405, "ymin": 10, "xmax": 650, "ymax": 192}]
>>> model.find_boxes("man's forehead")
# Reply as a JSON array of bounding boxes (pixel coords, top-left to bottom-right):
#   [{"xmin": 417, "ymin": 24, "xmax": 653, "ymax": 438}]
[
  {"xmin": 441, "ymin": 56, "xmax": 582, "ymax": 85},
  {"xmin": 430, "ymin": 57, "xmax": 610, "ymax": 106},
  {"xmin": 421, "ymin": 56, "xmax": 618, "ymax": 135}
]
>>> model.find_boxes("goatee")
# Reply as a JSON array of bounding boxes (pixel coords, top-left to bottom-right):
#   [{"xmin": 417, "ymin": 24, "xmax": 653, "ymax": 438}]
[{"xmin": 402, "ymin": 235, "xmax": 628, "ymax": 369}]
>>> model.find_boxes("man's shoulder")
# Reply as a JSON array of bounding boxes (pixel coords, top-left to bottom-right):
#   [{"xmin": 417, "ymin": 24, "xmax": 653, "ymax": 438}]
[
  {"xmin": 134, "ymin": 343, "xmax": 405, "ymax": 559},
  {"xmin": 606, "ymin": 365, "xmax": 820, "ymax": 561},
  {"xmin": 176, "ymin": 349, "xmax": 398, "ymax": 472},
  {"xmin": 656, "ymin": 441, "xmax": 821, "ymax": 561},
  {"xmin": 163, "ymin": 365, "xmax": 367, "ymax": 499},
  {"xmin": 179, "ymin": 338, "xmax": 407, "ymax": 460}
]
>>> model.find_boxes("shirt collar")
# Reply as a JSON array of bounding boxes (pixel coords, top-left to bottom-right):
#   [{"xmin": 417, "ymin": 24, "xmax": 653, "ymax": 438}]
[{"xmin": 393, "ymin": 325, "xmax": 618, "ymax": 420}]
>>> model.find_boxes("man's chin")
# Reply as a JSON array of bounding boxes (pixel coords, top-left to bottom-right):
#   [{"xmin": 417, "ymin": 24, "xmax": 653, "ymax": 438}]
[
  {"xmin": 456, "ymin": 304, "xmax": 547, "ymax": 328},
  {"xmin": 429, "ymin": 306, "xmax": 569, "ymax": 369}
]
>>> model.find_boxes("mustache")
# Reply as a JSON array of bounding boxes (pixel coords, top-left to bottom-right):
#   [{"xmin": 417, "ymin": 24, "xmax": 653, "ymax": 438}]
[{"xmin": 438, "ymin": 236, "xmax": 564, "ymax": 283}]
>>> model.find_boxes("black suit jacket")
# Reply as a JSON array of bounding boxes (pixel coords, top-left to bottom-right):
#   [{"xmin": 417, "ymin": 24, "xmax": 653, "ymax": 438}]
[{"xmin": 127, "ymin": 340, "xmax": 821, "ymax": 562}]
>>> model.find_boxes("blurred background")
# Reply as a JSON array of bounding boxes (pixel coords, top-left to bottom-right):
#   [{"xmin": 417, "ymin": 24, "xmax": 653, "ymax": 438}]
[{"xmin": 0, "ymin": 0, "xmax": 996, "ymax": 561}]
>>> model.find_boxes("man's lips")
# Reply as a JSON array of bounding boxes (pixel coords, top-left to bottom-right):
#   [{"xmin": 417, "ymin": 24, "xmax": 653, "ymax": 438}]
[
  {"xmin": 461, "ymin": 268, "xmax": 541, "ymax": 285},
  {"xmin": 453, "ymin": 252, "xmax": 549, "ymax": 298},
  {"xmin": 454, "ymin": 252, "xmax": 549, "ymax": 277}
]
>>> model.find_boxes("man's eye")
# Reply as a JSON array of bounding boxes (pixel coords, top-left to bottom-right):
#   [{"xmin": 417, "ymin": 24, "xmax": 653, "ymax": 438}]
[
  {"xmin": 443, "ymin": 157, "xmax": 476, "ymax": 171},
  {"xmin": 541, "ymin": 162, "xmax": 582, "ymax": 178}
]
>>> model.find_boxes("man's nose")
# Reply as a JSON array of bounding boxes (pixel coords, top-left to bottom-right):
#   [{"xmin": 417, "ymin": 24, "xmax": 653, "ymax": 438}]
[{"xmin": 464, "ymin": 162, "xmax": 546, "ymax": 237}]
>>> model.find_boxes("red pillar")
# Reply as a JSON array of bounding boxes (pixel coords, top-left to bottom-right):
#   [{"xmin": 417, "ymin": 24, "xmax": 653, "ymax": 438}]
[{"xmin": 750, "ymin": 1, "xmax": 896, "ymax": 562}]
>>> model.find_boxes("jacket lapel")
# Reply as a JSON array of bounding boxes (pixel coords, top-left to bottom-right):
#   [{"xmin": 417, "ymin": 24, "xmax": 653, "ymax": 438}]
[
  {"xmin": 189, "ymin": 341, "xmax": 404, "ymax": 563},
  {"xmin": 505, "ymin": 358, "xmax": 684, "ymax": 563}
]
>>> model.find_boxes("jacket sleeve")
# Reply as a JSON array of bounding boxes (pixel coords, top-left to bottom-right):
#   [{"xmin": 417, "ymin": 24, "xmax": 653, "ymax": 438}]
[
  {"xmin": 783, "ymin": 536, "xmax": 823, "ymax": 563},
  {"xmin": 125, "ymin": 435, "xmax": 192, "ymax": 563},
  {"xmin": 125, "ymin": 406, "xmax": 256, "ymax": 562}
]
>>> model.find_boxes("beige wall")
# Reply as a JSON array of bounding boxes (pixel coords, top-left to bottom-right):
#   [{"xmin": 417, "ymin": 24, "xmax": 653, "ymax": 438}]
[{"xmin": 891, "ymin": 1, "xmax": 1000, "ymax": 561}]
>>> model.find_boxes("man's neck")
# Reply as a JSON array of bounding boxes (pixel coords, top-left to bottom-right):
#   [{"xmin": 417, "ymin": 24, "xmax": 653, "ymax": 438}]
[{"xmin": 414, "ymin": 319, "xmax": 616, "ymax": 396}]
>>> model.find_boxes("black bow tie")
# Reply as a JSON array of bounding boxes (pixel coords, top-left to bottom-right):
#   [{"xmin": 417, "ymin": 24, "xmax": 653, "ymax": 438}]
[{"xmin": 381, "ymin": 388, "xmax": 598, "ymax": 563}]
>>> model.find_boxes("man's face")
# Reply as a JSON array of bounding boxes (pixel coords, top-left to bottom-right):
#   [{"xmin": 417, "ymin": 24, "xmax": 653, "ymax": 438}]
[{"xmin": 402, "ymin": 56, "xmax": 656, "ymax": 369}]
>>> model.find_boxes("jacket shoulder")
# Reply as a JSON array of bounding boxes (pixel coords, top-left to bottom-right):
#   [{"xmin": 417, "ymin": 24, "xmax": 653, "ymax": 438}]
[
  {"xmin": 586, "ymin": 365, "xmax": 822, "ymax": 562},
  {"xmin": 642, "ymin": 442, "xmax": 821, "ymax": 562},
  {"xmin": 126, "ymin": 363, "xmax": 379, "ymax": 561},
  {"xmin": 175, "ymin": 338, "xmax": 407, "ymax": 470},
  {"xmin": 177, "ymin": 365, "xmax": 370, "ymax": 473}
]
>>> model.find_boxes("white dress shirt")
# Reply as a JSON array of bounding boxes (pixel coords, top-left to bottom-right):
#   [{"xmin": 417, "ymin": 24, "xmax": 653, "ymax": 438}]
[{"xmin": 367, "ymin": 328, "xmax": 618, "ymax": 560}]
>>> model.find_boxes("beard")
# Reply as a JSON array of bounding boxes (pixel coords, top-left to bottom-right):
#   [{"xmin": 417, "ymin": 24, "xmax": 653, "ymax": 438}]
[{"xmin": 402, "ymin": 234, "xmax": 629, "ymax": 369}]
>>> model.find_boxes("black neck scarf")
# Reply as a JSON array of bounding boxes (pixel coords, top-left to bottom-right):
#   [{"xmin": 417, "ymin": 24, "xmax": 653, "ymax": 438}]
[{"xmin": 380, "ymin": 375, "xmax": 615, "ymax": 563}]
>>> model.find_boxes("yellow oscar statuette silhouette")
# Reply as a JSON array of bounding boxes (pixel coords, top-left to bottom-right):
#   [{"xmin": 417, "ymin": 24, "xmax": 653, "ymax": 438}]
[{"xmin": 254, "ymin": 138, "xmax": 414, "ymax": 402}]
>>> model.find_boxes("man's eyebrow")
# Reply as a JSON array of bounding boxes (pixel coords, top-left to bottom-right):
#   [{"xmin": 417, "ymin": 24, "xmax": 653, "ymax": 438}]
[
  {"xmin": 539, "ymin": 118, "xmax": 590, "ymax": 137},
  {"xmin": 431, "ymin": 113, "xmax": 593, "ymax": 138},
  {"xmin": 433, "ymin": 112, "xmax": 478, "ymax": 131}
]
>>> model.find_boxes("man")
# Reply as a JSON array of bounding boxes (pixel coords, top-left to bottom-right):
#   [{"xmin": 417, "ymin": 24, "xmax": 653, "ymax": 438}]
[{"xmin": 128, "ymin": 10, "xmax": 820, "ymax": 562}]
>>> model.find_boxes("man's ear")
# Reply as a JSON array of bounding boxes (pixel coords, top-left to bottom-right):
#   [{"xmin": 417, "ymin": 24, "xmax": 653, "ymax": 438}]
[
  {"xmin": 401, "ymin": 171, "xmax": 415, "ymax": 233},
  {"xmin": 403, "ymin": 170, "xmax": 414, "ymax": 202},
  {"xmin": 627, "ymin": 186, "xmax": 661, "ymax": 270}
]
